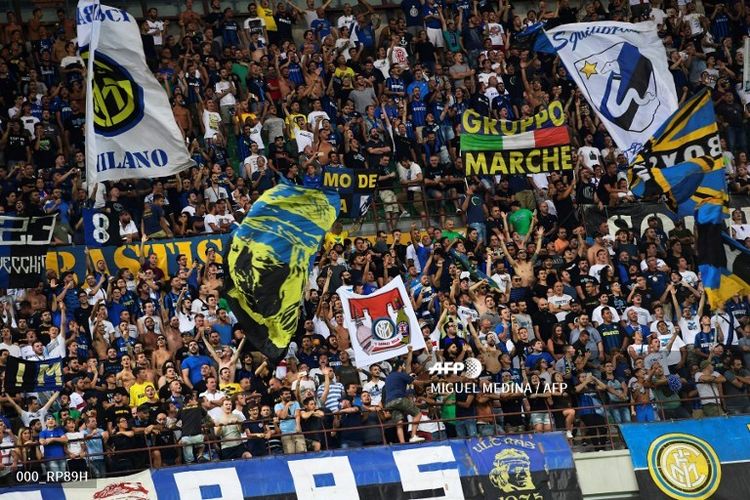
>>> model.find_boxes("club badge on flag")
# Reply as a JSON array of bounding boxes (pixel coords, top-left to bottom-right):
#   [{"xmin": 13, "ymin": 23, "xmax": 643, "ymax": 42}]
[
  {"xmin": 76, "ymin": 1, "xmax": 193, "ymax": 185},
  {"xmin": 545, "ymin": 22, "xmax": 678, "ymax": 160},
  {"xmin": 338, "ymin": 277, "xmax": 427, "ymax": 366}
]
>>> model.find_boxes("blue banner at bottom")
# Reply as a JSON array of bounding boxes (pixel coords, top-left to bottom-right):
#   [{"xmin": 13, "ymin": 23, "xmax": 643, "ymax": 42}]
[
  {"xmin": 620, "ymin": 416, "xmax": 750, "ymax": 500},
  {"xmin": 1, "ymin": 434, "xmax": 580, "ymax": 499}
]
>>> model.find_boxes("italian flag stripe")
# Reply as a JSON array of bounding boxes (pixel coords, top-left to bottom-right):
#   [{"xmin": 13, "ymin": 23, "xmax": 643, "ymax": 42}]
[{"xmin": 460, "ymin": 126, "xmax": 570, "ymax": 151}]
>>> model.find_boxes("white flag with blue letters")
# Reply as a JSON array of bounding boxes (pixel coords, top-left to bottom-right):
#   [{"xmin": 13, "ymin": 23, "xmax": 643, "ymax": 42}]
[
  {"xmin": 77, "ymin": 1, "xmax": 192, "ymax": 185},
  {"xmin": 545, "ymin": 21, "xmax": 678, "ymax": 161}
]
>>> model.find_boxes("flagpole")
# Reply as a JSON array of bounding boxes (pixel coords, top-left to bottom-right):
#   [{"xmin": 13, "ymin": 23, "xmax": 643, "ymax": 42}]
[{"xmin": 84, "ymin": 0, "xmax": 102, "ymax": 197}]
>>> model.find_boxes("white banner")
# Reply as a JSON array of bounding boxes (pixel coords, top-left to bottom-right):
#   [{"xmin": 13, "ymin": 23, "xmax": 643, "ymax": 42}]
[
  {"xmin": 62, "ymin": 470, "xmax": 156, "ymax": 499},
  {"xmin": 337, "ymin": 276, "xmax": 426, "ymax": 366},
  {"xmin": 77, "ymin": 1, "xmax": 192, "ymax": 186},
  {"xmin": 545, "ymin": 21, "xmax": 678, "ymax": 161}
]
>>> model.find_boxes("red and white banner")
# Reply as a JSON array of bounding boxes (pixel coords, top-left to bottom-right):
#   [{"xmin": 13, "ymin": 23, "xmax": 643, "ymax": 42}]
[{"xmin": 337, "ymin": 277, "xmax": 426, "ymax": 366}]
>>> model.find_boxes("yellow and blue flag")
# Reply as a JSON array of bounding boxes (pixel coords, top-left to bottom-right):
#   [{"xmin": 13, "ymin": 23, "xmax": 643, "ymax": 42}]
[
  {"xmin": 225, "ymin": 183, "xmax": 339, "ymax": 360},
  {"xmin": 629, "ymin": 89, "xmax": 724, "ymax": 217},
  {"xmin": 628, "ymin": 89, "xmax": 750, "ymax": 309}
]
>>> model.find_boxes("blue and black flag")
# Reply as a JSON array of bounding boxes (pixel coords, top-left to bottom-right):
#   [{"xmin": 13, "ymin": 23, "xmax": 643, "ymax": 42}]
[
  {"xmin": 3, "ymin": 357, "xmax": 63, "ymax": 394},
  {"xmin": 224, "ymin": 183, "xmax": 339, "ymax": 361},
  {"xmin": 628, "ymin": 89, "xmax": 750, "ymax": 308}
]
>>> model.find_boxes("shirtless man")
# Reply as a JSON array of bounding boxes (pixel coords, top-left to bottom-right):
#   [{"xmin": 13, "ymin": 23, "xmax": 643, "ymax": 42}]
[
  {"xmin": 324, "ymin": 309, "xmax": 352, "ymax": 351},
  {"xmin": 500, "ymin": 227, "xmax": 544, "ymax": 287},
  {"xmin": 116, "ymin": 354, "xmax": 136, "ymax": 390},
  {"xmin": 203, "ymin": 334, "xmax": 247, "ymax": 381}
]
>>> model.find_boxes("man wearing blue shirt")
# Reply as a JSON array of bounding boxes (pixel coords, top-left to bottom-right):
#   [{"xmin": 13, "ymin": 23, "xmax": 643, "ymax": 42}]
[
  {"xmin": 181, "ymin": 340, "xmax": 214, "ymax": 389},
  {"xmin": 39, "ymin": 415, "xmax": 67, "ymax": 475},
  {"xmin": 274, "ymin": 387, "xmax": 304, "ymax": 454},
  {"xmin": 383, "ymin": 346, "xmax": 425, "ymax": 443}
]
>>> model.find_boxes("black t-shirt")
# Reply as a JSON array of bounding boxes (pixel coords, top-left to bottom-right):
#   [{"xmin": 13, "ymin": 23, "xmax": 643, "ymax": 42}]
[
  {"xmin": 5, "ymin": 132, "xmax": 29, "ymax": 161},
  {"xmin": 596, "ymin": 173, "xmax": 618, "ymax": 205},
  {"xmin": 532, "ymin": 311, "xmax": 558, "ymax": 343},
  {"xmin": 576, "ymin": 181, "xmax": 597, "ymax": 205},
  {"xmin": 106, "ymin": 404, "xmax": 131, "ymax": 427},
  {"xmin": 344, "ymin": 150, "xmax": 367, "ymax": 170},
  {"xmin": 274, "ymin": 12, "xmax": 294, "ymax": 40}
]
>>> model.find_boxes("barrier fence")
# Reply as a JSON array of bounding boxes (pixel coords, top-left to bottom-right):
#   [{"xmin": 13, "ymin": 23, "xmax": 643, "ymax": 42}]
[{"xmin": 2, "ymin": 392, "xmax": 748, "ymax": 483}]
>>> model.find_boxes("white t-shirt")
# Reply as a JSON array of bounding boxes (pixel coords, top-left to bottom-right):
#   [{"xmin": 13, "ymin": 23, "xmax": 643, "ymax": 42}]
[
  {"xmin": 21, "ymin": 115, "xmax": 39, "ymax": 138},
  {"xmin": 398, "ymin": 162, "xmax": 423, "ymax": 192},
  {"xmin": 374, "ymin": 58, "xmax": 390, "ymax": 79},
  {"xmin": 215, "ymin": 80, "xmax": 236, "ymax": 107},
  {"xmin": 694, "ymin": 371, "xmax": 722, "ymax": 405},
  {"xmin": 146, "ymin": 19, "xmax": 165, "ymax": 45},
  {"xmin": 202, "ymin": 110, "xmax": 222, "ymax": 139},
  {"xmin": 307, "ymin": 111, "xmax": 330, "ymax": 130},
  {"xmin": 578, "ymin": 146, "xmax": 603, "ymax": 169},
  {"xmin": 625, "ymin": 306, "xmax": 651, "ymax": 327},
  {"xmin": 204, "ymin": 213, "xmax": 221, "ymax": 233},
  {"xmin": 362, "ymin": 379, "xmax": 385, "ymax": 405},
  {"xmin": 679, "ymin": 270, "xmax": 699, "ymax": 287},
  {"xmin": 658, "ymin": 332, "xmax": 685, "ymax": 366},
  {"xmin": 487, "ymin": 22, "xmax": 505, "ymax": 46},
  {"xmin": 0, "ymin": 342, "xmax": 21, "ymax": 357},
  {"xmin": 683, "ymin": 13, "xmax": 703, "ymax": 37},
  {"xmin": 337, "ymin": 14, "xmax": 355, "ymax": 29},
  {"xmin": 389, "ymin": 46, "xmax": 410, "ymax": 68},
  {"xmin": 548, "ymin": 294, "xmax": 573, "ymax": 322},
  {"xmin": 65, "ymin": 431, "xmax": 85, "ymax": 456},
  {"xmin": 679, "ymin": 316, "xmax": 701, "ymax": 345},
  {"xmin": 592, "ymin": 305, "xmax": 621, "ymax": 326},
  {"xmin": 243, "ymin": 154, "xmax": 268, "ymax": 176},
  {"xmin": 732, "ymin": 224, "xmax": 750, "ymax": 242}
]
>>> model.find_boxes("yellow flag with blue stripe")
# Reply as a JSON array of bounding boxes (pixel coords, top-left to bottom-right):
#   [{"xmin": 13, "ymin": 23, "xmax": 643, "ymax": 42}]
[{"xmin": 225, "ymin": 183, "xmax": 339, "ymax": 360}]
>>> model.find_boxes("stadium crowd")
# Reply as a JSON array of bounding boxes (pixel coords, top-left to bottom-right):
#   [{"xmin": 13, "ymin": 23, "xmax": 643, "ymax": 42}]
[{"xmin": 0, "ymin": 0, "xmax": 749, "ymax": 484}]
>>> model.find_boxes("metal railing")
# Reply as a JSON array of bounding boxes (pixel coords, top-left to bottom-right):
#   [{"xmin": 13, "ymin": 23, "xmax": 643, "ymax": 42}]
[{"xmin": 3, "ymin": 392, "xmax": 748, "ymax": 483}]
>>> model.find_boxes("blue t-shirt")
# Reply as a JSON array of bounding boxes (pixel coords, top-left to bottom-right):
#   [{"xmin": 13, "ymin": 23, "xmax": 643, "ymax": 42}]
[
  {"xmin": 402, "ymin": 0, "xmax": 423, "ymax": 27},
  {"xmin": 40, "ymin": 427, "xmax": 66, "ymax": 459},
  {"xmin": 526, "ymin": 351, "xmax": 555, "ymax": 371},
  {"xmin": 423, "ymin": 5, "xmax": 441, "ymax": 29},
  {"xmin": 182, "ymin": 354, "xmax": 213, "ymax": 385},
  {"xmin": 274, "ymin": 401, "xmax": 301, "ymax": 434},
  {"xmin": 384, "ymin": 371, "xmax": 413, "ymax": 403}
]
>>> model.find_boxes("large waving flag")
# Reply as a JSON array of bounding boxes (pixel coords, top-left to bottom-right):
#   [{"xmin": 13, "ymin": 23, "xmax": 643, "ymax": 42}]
[
  {"xmin": 625, "ymin": 89, "xmax": 750, "ymax": 309},
  {"xmin": 225, "ymin": 184, "xmax": 339, "ymax": 360},
  {"xmin": 629, "ymin": 90, "xmax": 724, "ymax": 217},
  {"xmin": 545, "ymin": 22, "xmax": 678, "ymax": 160},
  {"xmin": 77, "ymin": 1, "xmax": 193, "ymax": 185}
]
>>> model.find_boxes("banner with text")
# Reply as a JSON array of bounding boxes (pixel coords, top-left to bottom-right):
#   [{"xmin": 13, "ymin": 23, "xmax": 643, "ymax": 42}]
[
  {"xmin": 461, "ymin": 127, "xmax": 573, "ymax": 176},
  {"xmin": 45, "ymin": 233, "xmax": 232, "ymax": 283},
  {"xmin": 1, "ymin": 434, "xmax": 581, "ymax": 499},
  {"xmin": 3, "ymin": 357, "xmax": 63, "ymax": 394},
  {"xmin": 77, "ymin": 1, "xmax": 193, "ymax": 185},
  {"xmin": 620, "ymin": 416, "xmax": 750, "ymax": 500},
  {"xmin": 321, "ymin": 167, "xmax": 378, "ymax": 218},
  {"xmin": 0, "ymin": 214, "xmax": 56, "ymax": 288},
  {"xmin": 461, "ymin": 100, "xmax": 566, "ymax": 135}
]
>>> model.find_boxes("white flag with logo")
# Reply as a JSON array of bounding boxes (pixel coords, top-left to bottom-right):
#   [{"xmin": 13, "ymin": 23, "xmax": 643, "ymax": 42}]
[
  {"xmin": 337, "ymin": 276, "xmax": 426, "ymax": 366},
  {"xmin": 545, "ymin": 21, "xmax": 678, "ymax": 161},
  {"xmin": 77, "ymin": 1, "xmax": 192, "ymax": 185}
]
